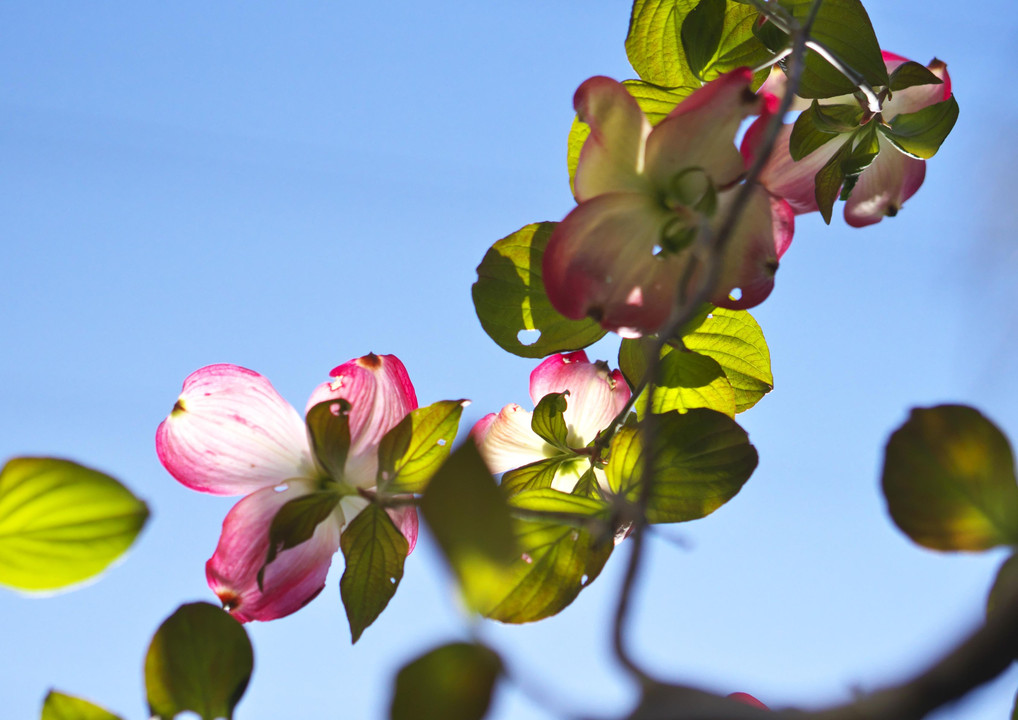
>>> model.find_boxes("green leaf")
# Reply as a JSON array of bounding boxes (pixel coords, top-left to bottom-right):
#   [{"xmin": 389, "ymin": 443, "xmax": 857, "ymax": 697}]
[
  {"xmin": 838, "ymin": 123, "xmax": 880, "ymax": 201},
  {"xmin": 778, "ymin": 0, "xmax": 888, "ymax": 99},
  {"xmin": 789, "ymin": 100, "xmax": 861, "ymax": 161},
  {"xmin": 500, "ymin": 457, "xmax": 577, "ymax": 496},
  {"xmin": 682, "ymin": 307, "xmax": 773, "ymax": 412},
  {"xmin": 478, "ymin": 510, "xmax": 614, "ymax": 623},
  {"xmin": 0, "ymin": 457, "xmax": 149, "ymax": 592},
  {"xmin": 340, "ymin": 503, "xmax": 409, "ymax": 643},
  {"xmin": 813, "ymin": 135, "xmax": 854, "ymax": 224},
  {"xmin": 606, "ymin": 409, "xmax": 758, "ymax": 523},
  {"xmin": 259, "ymin": 489, "xmax": 341, "ymax": 589},
  {"xmin": 888, "ymin": 60, "xmax": 944, "ymax": 92},
  {"xmin": 145, "ymin": 602, "xmax": 253, "ymax": 720},
  {"xmin": 41, "ymin": 691, "xmax": 123, "ymax": 720},
  {"xmin": 623, "ymin": 340, "xmax": 736, "ymax": 418},
  {"xmin": 567, "ymin": 81, "xmax": 695, "ymax": 192},
  {"xmin": 706, "ymin": 4, "xmax": 773, "ymax": 81},
  {"xmin": 390, "ymin": 642, "xmax": 502, "ymax": 720},
  {"xmin": 627, "ymin": 0, "xmax": 701, "ymax": 87},
  {"xmin": 882, "ymin": 96, "xmax": 959, "ymax": 159},
  {"xmin": 681, "ymin": 0, "xmax": 725, "ymax": 80},
  {"xmin": 306, "ymin": 398, "xmax": 352, "ymax": 480},
  {"xmin": 882, "ymin": 405, "xmax": 1018, "ymax": 551},
  {"xmin": 531, "ymin": 391, "xmax": 571, "ymax": 449},
  {"xmin": 508, "ymin": 488, "xmax": 612, "ymax": 520},
  {"xmin": 473, "ymin": 223, "xmax": 606, "ymax": 358},
  {"xmin": 421, "ymin": 442, "xmax": 517, "ymax": 611},
  {"xmin": 988, "ymin": 553, "xmax": 1018, "ymax": 630},
  {"xmin": 378, "ymin": 400, "xmax": 466, "ymax": 493}
]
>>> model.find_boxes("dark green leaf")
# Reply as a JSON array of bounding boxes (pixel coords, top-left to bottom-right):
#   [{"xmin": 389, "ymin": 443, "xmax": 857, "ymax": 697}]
[
  {"xmin": 882, "ymin": 96, "xmax": 959, "ymax": 159},
  {"xmin": 421, "ymin": 442, "xmax": 517, "ymax": 611},
  {"xmin": 41, "ymin": 691, "xmax": 123, "ymax": 720},
  {"xmin": 473, "ymin": 223, "xmax": 606, "ymax": 358},
  {"xmin": 838, "ymin": 124, "xmax": 880, "ymax": 200},
  {"xmin": 145, "ymin": 602, "xmax": 253, "ymax": 720},
  {"xmin": 682, "ymin": 307, "xmax": 773, "ymax": 412},
  {"xmin": 779, "ymin": 0, "xmax": 888, "ymax": 98},
  {"xmin": 378, "ymin": 400, "xmax": 467, "ymax": 493},
  {"xmin": 531, "ymin": 392, "xmax": 571, "ymax": 449},
  {"xmin": 606, "ymin": 410, "xmax": 757, "ymax": 523},
  {"xmin": 340, "ymin": 504, "xmax": 408, "ymax": 643},
  {"xmin": 259, "ymin": 489, "xmax": 341, "ymax": 590},
  {"xmin": 882, "ymin": 405, "xmax": 1018, "ymax": 551},
  {"xmin": 390, "ymin": 642, "xmax": 502, "ymax": 720},
  {"xmin": 888, "ymin": 60, "xmax": 944, "ymax": 92},
  {"xmin": 681, "ymin": 0, "xmax": 726, "ymax": 80},
  {"xmin": 813, "ymin": 135, "xmax": 854, "ymax": 224},
  {"xmin": 306, "ymin": 398, "xmax": 352, "ymax": 480},
  {"xmin": 0, "ymin": 457, "xmax": 149, "ymax": 592},
  {"xmin": 789, "ymin": 100, "xmax": 861, "ymax": 161},
  {"xmin": 988, "ymin": 553, "xmax": 1018, "ymax": 629}
]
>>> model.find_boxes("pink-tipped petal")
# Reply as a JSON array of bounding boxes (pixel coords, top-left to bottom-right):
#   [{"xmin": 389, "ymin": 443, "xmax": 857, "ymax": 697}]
[
  {"xmin": 646, "ymin": 68, "xmax": 762, "ymax": 189},
  {"xmin": 471, "ymin": 404, "xmax": 549, "ymax": 474},
  {"xmin": 844, "ymin": 136, "xmax": 926, "ymax": 227},
  {"xmin": 883, "ymin": 55, "xmax": 951, "ymax": 120},
  {"xmin": 206, "ymin": 479, "xmax": 342, "ymax": 623},
  {"xmin": 728, "ymin": 692, "xmax": 769, "ymax": 709},
  {"xmin": 307, "ymin": 353, "xmax": 418, "ymax": 459},
  {"xmin": 573, "ymin": 76, "xmax": 654, "ymax": 201},
  {"xmin": 750, "ymin": 122, "xmax": 841, "ymax": 215},
  {"xmin": 156, "ymin": 364, "xmax": 314, "ymax": 496},
  {"xmin": 387, "ymin": 506, "xmax": 419, "ymax": 554},
  {"xmin": 529, "ymin": 352, "xmax": 631, "ymax": 446},
  {"xmin": 543, "ymin": 192, "xmax": 684, "ymax": 337}
]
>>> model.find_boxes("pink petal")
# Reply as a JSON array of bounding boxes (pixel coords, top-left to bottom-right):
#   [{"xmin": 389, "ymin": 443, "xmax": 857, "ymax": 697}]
[
  {"xmin": 529, "ymin": 352, "xmax": 631, "ymax": 446},
  {"xmin": 882, "ymin": 52, "xmax": 951, "ymax": 120},
  {"xmin": 306, "ymin": 353, "xmax": 418, "ymax": 461},
  {"xmin": 572, "ymin": 76, "xmax": 654, "ymax": 202},
  {"xmin": 646, "ymin": 68, "xmax": 763, "ymax": 190},
  {"xmin": 844, "ymin": 136, "xmax": 926, "ymax": 227},
  {"xmin": 747, "ymin": 121, "xmax": 842, "ymax": 215},
  {"xmin": 387, "ymin": 506, "xmax": 419, "ymax": 554},
  {"xmin": 728, "ymin": 692, "xmax": 769, "ymax": 709},
  {"xmin": 543, "ymin": 192, "xmax": 686, "ymax": 337},
  {"xmin": 471, "ymin": 404, "xmax": 549, "ymax": 474},
  {"xmin": 206, "ymin": 479, "xmax": 342, "ymax": 623},
  {"xmin": 712, "ymin": 186, "xmax": 791, "ymax": 309},
  {"xmin": 156, "ymin": 364, "xmax": 314, "ymax": 496}
]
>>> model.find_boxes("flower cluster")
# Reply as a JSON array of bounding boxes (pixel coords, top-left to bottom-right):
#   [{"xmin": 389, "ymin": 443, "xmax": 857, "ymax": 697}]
[{"xmin": 156, "ymin": 354, "xmax": 418, "ymax": 622}]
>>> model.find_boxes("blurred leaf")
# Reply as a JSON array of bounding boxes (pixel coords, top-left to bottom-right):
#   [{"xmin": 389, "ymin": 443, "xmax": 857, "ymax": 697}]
[
  {"xmin": 421, "ymin": 442, "xmax": 517, "ymax": 611},
  {"xmin": 988, "ymin": 553, "xmax": 1018, "ymax": 636},
  {"xmin": 606, "ymin": 410, "xmax": 757, "ymax": 523},
  {"xmin": 888, "ymin": 60, "xmax": 944, "ymax": 92},
  {"xmin": 378, "ymin": 400, "xmax": 466, "ymax": 493},
  {"xmin": 259, "ymin": 489, "xmax": 340, "ymax": 589},
  {"xmin": 531, "ymin": 392, "xmax": 570, "ymax": 449},
  {"xmin": 882, "ymin": 405, "xmax": 1018, "ymax": 551},
  {"xmin": 681, "ymin": 0, "xmax": 725, "ymax": 80},
  {"xmin": 145, "ymin": 602, "xmax": 253, "ymax": 720},
  {"xmin": 340, "ymin": 504, "xmax": 409, "ymax": 643},
  {"xmin": 778, "ymin": 0, "xmax": 888, "ymax": 98},
  {"xmin": 390, "ymin": 642, "xmax": 502, "ymax": 720},
  {"xmin": 306, "ymin": 399, "xmax": 352, "ymax": 480},
  {"xmin": 0, "ymin": 457, "xmax": 148, "ymax": 592},
  {"xmin": 682, "ymin": 308, "xmax": 772, "ymax": 412},
  {"xmin": 629, "ymin": 682, "xmax": 770, "ymax": 719},
  {"xmin": 882, "ymin": 96, "xmax": 959, "ymax": 159},
  {"xmin": 568, "ymin": 81, "xmax": 695, "ymax": 192},
  {"xmin": 473, "ymin": 223, "xmax": 606, "ymax": 358},
  {"xmin": 41, "ymin": 691, "xmax": 123, "ymax": 720}
]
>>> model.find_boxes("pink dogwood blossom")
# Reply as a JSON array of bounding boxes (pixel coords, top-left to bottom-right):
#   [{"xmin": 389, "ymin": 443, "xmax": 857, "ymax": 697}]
[
  {"xmin": 156, "ymin": 354, "xmax": 418, "ymax": 622},
  {"xmin": 471, "ymin": 351, "xmax": 630, "ymax": 493},
  {"xmin": 543, "ymin": 70, "xmax": 794, "ymax": 338},
  {"xmin": 744, "ymin": 53, "xmax": 953, "ymax": 227}
]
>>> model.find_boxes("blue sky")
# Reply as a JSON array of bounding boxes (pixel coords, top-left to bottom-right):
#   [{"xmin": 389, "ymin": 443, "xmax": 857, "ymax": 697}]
[{"xmin": 3, "ymin": 2, "xmax": 1018, "ymax": 718}]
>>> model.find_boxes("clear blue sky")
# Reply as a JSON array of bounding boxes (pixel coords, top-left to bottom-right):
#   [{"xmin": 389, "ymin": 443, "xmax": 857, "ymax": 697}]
[{"xmin": 3, "ymin": 2, "xmax": 1017, "ymax": 718}]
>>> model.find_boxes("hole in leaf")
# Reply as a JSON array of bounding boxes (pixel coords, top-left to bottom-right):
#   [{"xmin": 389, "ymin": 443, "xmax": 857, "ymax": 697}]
[
  {"xmin": 729, "ymin": 287, "xmax": 742, "ymax": 301},
  {"xmin": 437, "ymin": 438, "xmax": 447, "ymax": 446},
  {"xmin": 517, "ymin": 329, "xmax": 541, "ymax": 346},
  {"xmin": 273, "ymin": 484, "xmax": 289, "ymax": 493},
  {"xmin": 389, "ymin": 577, "xmax": 397, "ymax": 584},
  {"xmin": 581, "ymin": 574, "xmax": 589, "ymax": 586}
]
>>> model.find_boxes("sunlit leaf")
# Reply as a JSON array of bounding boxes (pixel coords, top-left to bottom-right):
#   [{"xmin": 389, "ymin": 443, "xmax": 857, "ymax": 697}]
[
  {"xmin": 882, "ymin": 405, "xmax": 1018, "ymax": 551},
  {"xmin": 0, "ymin": 457, "xmax": 149, "ymax": 592},
  {"xmin": 145, "ymin": 602, "xmax": 253, "ymax": 720},
  {"xmin": 340, "ymin": 504, "xmax": 409, "ymax": 643},
  {"xmin": 888, "ymin": 60, "xmax": 944, "ymax": 92},
  {"xmin": 682, "ymin": 308, "xmax": 772, "ymax": 412},
  {"xmin": 421, "ymin": 442, "xmax": 517, "ymax": 611},
  {"xmin": 508, "ymin": 488, "xmax": 611, "ymax": 520},
  {"xmin": 306, "ymin": 399, "xmax": 352, "ymax": 480},
  {"xmin": 378, "ymin": 400, "xmax": 466, "ymax": 493},
  {"xmin": 620, "ymin": 339, "xmax": 736, "ymax": 418},
  {"xmin": 531, "ymin": 392, "xmax": 570, "ymax": 449},
  {"xmin": 390, "ymin": 642, "xmax": 502, "ymax": 720},
  {"xmin": 882, "ymin": 96, "xmax": 959, "ymax": 159},
  {"xmin": 813, "ymin": 135, "xmax": 854, "ymax": 224},
  {"xmin": 627, "ymin": 0, "xmax": 701, "ymax": 87},
  {"xmin": 681, "ymin": 0, "xmax": 725, "ymax": 80},
  {"xmin": 41, "ymin": 691, "xmax": 123, "ymax": 720},
  {"xmin": 473, "ymin": 223, "xmax": 606, "ymax": 358},
  {"xmin": 606, "ymin": 410, "xmax": 757, "ymax": 523}
]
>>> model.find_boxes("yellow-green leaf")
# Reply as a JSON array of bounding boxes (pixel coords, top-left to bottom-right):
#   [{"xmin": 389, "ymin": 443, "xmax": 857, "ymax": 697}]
[
  {"xmin": 41, "ymin": 691, "xmax": 123, "ymax": 720},
  {"xmin": 682, "ymin": 308, "xmax": 772, "ymax": 412}
]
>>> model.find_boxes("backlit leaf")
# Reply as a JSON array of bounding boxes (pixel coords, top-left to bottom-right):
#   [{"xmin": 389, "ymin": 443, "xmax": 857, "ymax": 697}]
[
  {"xmin": 41, "ymin": 691, "xmax": 123, "ymax": 720},
  {"xmin": 145, "ymin": 602, "xmax": 253, "ymax": 720},
  {"xmin": 682, "ymin": 308, "xmax": 772, "ymax": 412},
  {"xmin": 0, "ymin": 457, "xmax": 148, "ymax": 592},
  {"xmin": 882, "ymin": 405, "xmax": 1018, "ymax": 551},
  {"xmin": 306, "ymin": 399, "xmax": 352, "ymax": 481},
  {"xmin": 378, "ymin": 400, "xmax": 466, "ymax": 493},
  {"xmin": 531, "ymin": 392, "xmax": 570, "ymax": 449},
  {"xmin": 882, "ymin": 96, "xmax": 959, "ymax": 160},
  {"xmin": 620, "ymin": 339, "xmax": 736, "ymax": 418},
  {"xmin": 390, "ymin": 642, "xmax": 502, "ymax": 720}
]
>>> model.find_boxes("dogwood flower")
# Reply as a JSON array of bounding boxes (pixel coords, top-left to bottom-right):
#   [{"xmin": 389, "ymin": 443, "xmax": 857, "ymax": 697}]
[
  {"xmin": 543, "ymin": 69, "xmax": 794, "ymax": 338},
  {"xmin": 471, "ymin": 351, "xmax": 630, "ymax": 493},
  {"xmin": 156, "ymin": 354, "xmax": 418, "ymax": 622},
  {"xmin": 744, "ymin": 52, "xmax": 954, "ymax": 226}
]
